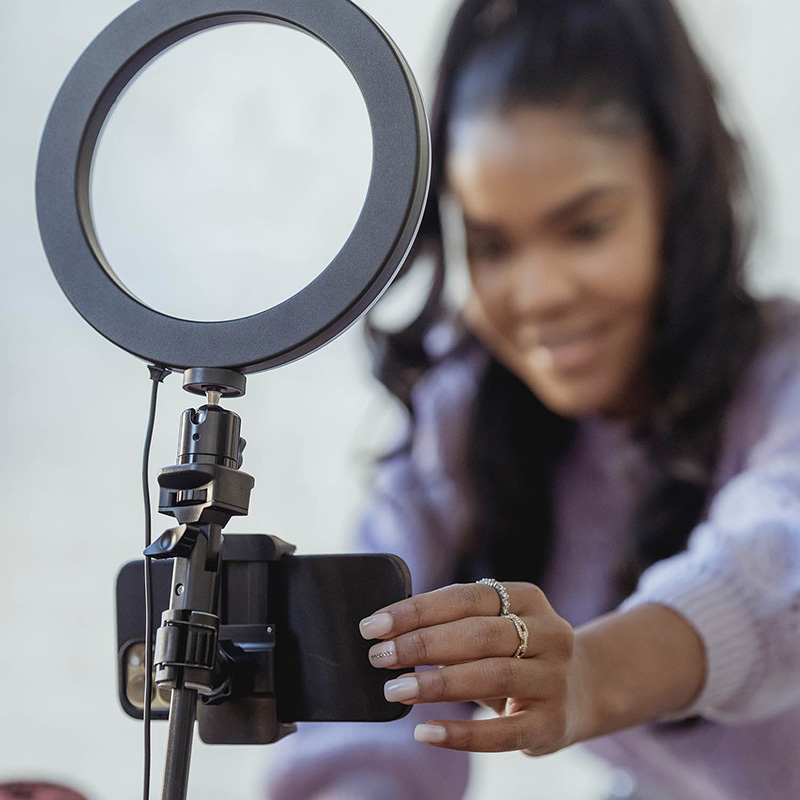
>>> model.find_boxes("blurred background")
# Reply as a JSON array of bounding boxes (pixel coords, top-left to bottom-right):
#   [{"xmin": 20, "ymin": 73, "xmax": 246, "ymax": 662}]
[{"xmin": 1, "ymin": 0, "xmax": 799, "ymax": 797}]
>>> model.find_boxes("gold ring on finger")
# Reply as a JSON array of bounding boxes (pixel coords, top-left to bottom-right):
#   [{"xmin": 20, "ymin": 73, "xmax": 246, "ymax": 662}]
[{"xmin": 505, "ymin": 612, "xmax": 529, "ymax": 658}]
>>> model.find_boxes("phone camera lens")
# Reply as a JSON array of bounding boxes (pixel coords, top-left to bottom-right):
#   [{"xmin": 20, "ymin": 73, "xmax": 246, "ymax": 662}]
[{"xmin": 126, "ymin": 674, "xmax": 151, "ymax": 708}]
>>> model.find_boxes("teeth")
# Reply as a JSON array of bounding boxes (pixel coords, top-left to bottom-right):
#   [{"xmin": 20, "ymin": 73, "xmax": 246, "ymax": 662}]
[
  {"xmin": 540, "ymin": 330, "xmax": 594, "ymax": 349},
  {"xmin": 548, "ymin": 334, "xmax": 585, "ymax": 347},
  {"xmin": 518, "ymin": 324, "xmax": 604, "ymax": 352}
]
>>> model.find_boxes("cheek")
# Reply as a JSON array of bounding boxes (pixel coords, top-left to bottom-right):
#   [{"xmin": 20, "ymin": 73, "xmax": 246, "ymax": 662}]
[
  {"xmin": 587, "ymin": 220, "xmax": 663, "ymax": 318},
  {"xmin": 467, "ymin": 257, "xmax": 508, "ymax": 295},
  {"xmin": 466, "ymin": 267, "xmax": 512, "ymax": 326},
  {"xmin": 602, "ymin": 257, "xmax": 660, "ymax": 320}
]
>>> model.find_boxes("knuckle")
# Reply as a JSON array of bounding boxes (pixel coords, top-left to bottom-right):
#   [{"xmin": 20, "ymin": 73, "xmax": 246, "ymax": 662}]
[
  {"xmin": 522, "ymin": 736, "xmax": 548, "ymax": 757},
  {"xmin": 534, "ymin": 659, "xmax": 568, "ymax": 702},
  {"xmin": 554, "ymin": 618, "xmax": 575, "ymax": 658},
  {"xmin": 468, "ymin": 618, "xmax": 502, "ymax": 651},
  {"xmin": 402, "ymin": 596, "xmax": 426, "ymax": 631},
  {"xmin": 484, "ymin": 658, "xmax": 518, "ymax": 695},
  {"xmin": 531, "ymin": 583, "xmax": 546, "ymax": 602},
  {"xmin": 420, "ymin": 668, "xmax": 449, "ymax": 702},
  {"xmin": 520, "ymin": 701, "xmax": 569, "ymax": 756},
  {"xmin": 513, "ymin": 582, "xmax": 546, "ymax": 615},
  {"xmin": 538, "ymin": 706, "xmax": 569, "ymax": 753},
  {"xmin": 524, "ymin": 583, "xmax": 546, "ymax": 606},
  {"xmin": 447, "ymin": 725, "xmax": 473, "ymax": 751},
  {"xmin": 549, "ymin": 617, "xmax": 575, "ymax": 661},
  {"xmin": 405, "ymin": 630, "xmax": 430, "ymax": 664},
  {"xmin": 498, "ymin": 719, "xmax": 528, "ymax": 752},
  {"xmin": 460, "ymin": 582, "xmax": 486, "ymax": 612}
]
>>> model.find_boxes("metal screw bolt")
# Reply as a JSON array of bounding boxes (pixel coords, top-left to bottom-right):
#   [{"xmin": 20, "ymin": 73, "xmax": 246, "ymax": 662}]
[{"xmin": 176, "ymin": 584, "xmax": 184, "ymax": 596}]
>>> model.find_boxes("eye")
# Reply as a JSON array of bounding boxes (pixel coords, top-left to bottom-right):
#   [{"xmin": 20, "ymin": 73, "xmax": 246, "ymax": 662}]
[
  {"xmin": 466, "ymin": 236, "xmax": 510, "ymax": 262},
  {"xmin": 566, "ymin": 217, "xmax": 615, "ymax": 244}
]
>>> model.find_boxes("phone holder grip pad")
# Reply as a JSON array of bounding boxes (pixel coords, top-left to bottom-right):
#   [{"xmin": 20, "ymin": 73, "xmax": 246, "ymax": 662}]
[{"xmin": 272, "ymin": 552, "xmax": 413, "ymax": 723}]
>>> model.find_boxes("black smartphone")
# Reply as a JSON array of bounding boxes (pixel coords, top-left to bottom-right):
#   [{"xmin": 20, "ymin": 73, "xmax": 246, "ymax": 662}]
[{"xmin": 116, "ymin": 534, "xmax": 412, "ymax": 731}]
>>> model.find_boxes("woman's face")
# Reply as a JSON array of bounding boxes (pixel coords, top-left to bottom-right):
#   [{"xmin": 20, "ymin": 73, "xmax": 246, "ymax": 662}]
[{"xmin": 447, "ymin": 105, "xmax": 666, "ymax": 418}]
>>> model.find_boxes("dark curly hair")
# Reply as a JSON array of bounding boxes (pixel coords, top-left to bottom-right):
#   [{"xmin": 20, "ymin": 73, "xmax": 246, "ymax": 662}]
[{"xmin": 366, "ymin": 0, "xmax": 762, "ymax": 606}]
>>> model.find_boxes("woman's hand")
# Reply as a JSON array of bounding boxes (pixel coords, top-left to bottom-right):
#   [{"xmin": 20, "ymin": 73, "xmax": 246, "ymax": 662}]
[{"xmin": 358, "ymin": 582, "xmax": 595, "ymax": 755}]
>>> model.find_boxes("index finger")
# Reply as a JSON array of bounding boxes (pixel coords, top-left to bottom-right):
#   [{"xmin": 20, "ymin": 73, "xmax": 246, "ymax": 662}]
[{"xmin": 359, "ymin": 582, "xmax": 531, "ymax": 640}]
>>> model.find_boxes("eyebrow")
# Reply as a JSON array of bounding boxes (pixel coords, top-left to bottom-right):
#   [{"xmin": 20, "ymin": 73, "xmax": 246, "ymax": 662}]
[{"xmin": 463, "ymin": 184, "xmax": 628, "ymax": 234}]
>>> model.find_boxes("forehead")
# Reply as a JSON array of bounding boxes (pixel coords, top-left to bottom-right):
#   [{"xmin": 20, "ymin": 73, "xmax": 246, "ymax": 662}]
[{"xmin": 446, "ymin": 106, "xmax": 657, "ymax": 222}]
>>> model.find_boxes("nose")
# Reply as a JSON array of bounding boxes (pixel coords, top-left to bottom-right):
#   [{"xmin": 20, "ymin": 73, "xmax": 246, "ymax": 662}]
[{"xmin": 507, "ymin": 246, "xmax": 577, "ymax": 319}]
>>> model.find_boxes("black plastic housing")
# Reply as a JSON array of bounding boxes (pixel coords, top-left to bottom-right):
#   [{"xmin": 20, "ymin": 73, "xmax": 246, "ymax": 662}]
[{"xmin": 116, "ymin": 534, "xmax": 412, "ymax": 740}]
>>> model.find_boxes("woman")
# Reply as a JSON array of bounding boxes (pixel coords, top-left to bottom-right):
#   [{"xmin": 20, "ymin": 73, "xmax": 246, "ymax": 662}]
[{"xmin": 268, "ymin": 1, "xmax": 800, "ymax": 798}]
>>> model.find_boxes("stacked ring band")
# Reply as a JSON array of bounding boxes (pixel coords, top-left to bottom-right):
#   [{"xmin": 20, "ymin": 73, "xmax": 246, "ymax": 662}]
[
  {"xmin": 477, "ymin": 577, "xmax": 511, "ymax": 616},
  {"xmin": 477, "ymin": 578, "xmax": 529, "ymax": 659},
  {"xmin": 505, "ymin": 613, "xmax": 529, "ymax": 659}
]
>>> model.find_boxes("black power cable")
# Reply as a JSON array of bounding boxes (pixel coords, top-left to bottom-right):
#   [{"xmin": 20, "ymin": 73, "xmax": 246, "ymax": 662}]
[{"xmin": 142, "ymin": 365, "xmax": 171, "ymax": 800}]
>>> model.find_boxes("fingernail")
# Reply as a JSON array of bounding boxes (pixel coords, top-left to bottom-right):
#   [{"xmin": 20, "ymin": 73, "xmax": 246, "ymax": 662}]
[
  {"xmin": 359, "ymin": 613, "xmax": 392, "ymax": 639},
  {"xmin": 368, "ymin": 641, "xmax": 397, "ymax": 668},
  {"xmin": 384, "ymin": 676, "xmax": 419, "ymax": 702},
  {"xmin": 414, "ymin": 724, "xmax": 446, "ymax": 743}
]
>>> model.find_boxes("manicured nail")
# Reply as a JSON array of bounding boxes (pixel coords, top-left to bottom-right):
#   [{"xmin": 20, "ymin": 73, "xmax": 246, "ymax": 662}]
[
  {"xmin": 414, "ymin": 724, "xmax": 447, "ymax": 743},
  {"xmin": 384, "ymin": 676, "xmax": 419, "ymax": 702},
  {"xmin": 368, "ymin": 641, "xmax": 397, "ymax": 668},
  {"xmin": 359, "ymin": 613, "xmax": 392, "ymax": 639}
]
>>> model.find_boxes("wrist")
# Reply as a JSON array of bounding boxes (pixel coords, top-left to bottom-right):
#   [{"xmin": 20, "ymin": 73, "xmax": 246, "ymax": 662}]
[
  {"xmin": 563, "ymin": 628, "xmax": 615, "ymax": 746},
  {"xmin": 567, "ymin": 604, "xmax": 706, "ymax": 744}
]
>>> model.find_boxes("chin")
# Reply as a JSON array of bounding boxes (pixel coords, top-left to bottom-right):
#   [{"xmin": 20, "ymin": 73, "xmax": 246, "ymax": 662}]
[
  {"xmin": 538, "ymin": 395, "xmax": 604, "ymax": 418},
  {"xmin": 524, "ymin": 376, "xmax": 625, "ymax": 419}
]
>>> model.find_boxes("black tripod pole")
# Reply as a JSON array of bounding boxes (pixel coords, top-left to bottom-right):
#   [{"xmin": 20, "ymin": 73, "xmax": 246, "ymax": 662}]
[
  {"xmin": 154, "ymin": 520, "xmax": 223, "ymax": 800},
  {"xmin": 162, "ymin": 687, "xmax": 198, "ymax": 800},
  {"xmin": 144, "ymin": 369, "xmax": 253, "ymax": 800}
]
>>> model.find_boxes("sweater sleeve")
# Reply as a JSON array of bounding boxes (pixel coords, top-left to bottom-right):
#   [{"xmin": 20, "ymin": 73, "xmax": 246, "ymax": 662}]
[{"xmin": 619, "ymin": 368, "xmax": 800, "ymax": 724}]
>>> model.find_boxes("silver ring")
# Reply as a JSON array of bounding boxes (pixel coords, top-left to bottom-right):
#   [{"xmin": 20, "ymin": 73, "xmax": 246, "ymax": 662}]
[
  {"xmin": 477, "ymin": 578, "xmax": 510, "ymax": 616},
  {"xmin": 505, "ymin": 613, "xmax": 529, "ymax": 658}
]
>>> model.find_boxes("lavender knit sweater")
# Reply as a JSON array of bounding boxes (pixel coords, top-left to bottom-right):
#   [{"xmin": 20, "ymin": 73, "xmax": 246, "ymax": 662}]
[{"xmin": 267, "ymin": 299, "xmax": 800, "ymax": 800}]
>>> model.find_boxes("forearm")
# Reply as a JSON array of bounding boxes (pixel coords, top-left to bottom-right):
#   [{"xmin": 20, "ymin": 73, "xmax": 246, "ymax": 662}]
[{"xmin": 568, "ymin": 602, "xmax": 706, "ymax": 745}]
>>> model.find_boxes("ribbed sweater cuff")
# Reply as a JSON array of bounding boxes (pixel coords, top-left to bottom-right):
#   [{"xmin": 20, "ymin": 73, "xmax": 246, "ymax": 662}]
[{"xmin": 619, "ymin": 562, "xmax": 762, "ymax": 719}]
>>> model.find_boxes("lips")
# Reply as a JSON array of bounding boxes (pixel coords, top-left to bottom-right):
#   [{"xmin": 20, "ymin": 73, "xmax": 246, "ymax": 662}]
[{"xmin": 528, "ymin": 322, "xmax": 610, "ymax": 372}]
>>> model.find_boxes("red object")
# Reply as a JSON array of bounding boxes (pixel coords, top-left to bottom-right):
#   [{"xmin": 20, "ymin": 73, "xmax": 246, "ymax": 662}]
[{"xmin": 0, "ymin": 783, "xmax": 88, "ymax": 800}]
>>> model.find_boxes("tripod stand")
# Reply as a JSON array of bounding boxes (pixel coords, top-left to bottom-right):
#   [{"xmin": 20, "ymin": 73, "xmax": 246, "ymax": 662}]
[{"xmin": 36, "ymin": 3, "xmax": 431, "ymax": 797}]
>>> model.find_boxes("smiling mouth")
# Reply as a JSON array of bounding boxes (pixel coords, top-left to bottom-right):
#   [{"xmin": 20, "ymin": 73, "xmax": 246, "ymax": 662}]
[{"xmin": 529, "ymin": 323, "xmax": 610, "ymax": 372}]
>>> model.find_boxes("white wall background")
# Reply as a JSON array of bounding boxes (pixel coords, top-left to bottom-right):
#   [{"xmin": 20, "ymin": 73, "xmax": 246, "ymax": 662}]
[{"xmin": 1, "ymin": 1, "xmax": 798, "ymax": 798}]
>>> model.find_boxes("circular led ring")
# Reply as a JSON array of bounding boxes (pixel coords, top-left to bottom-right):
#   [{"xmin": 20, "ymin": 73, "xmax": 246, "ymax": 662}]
[{"xmin": 36, "ymin": 0, "xmax": 430, "ymax": 373}]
